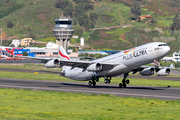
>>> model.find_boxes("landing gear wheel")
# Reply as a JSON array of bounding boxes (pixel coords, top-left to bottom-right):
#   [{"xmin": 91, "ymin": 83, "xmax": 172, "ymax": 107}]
[
  {"xmin": 88, "ymin": 81, "xmax": 92, "ymax": 87},
  {"xmin": 92, "ymin": 81, "xmax": 96, "ymax": 87},
  {"xmin": 126, "ymin": 79, "xmax": 130, "ymax": 84},
  {"xmin": 123, "ymin": 84, "xmax": 126, "ymax": 88},
  {"xmin": 96, "ymin": 78, "xmax": 99, "ymax": 82},
  {"xmin": 119, "ymin": 83, "xmax": 123, "ymax": 88},
  {"xmin": 104, "ymin": 77, "xmax": 112, "ymax": 84},
  {"xmin": 122, "ymin": 79, "xmax": 125, "ymax": 84},
  {"xmin": 107, "ymin": 80, "xmax": 111, "ymax": 84},
  {"xmin": 119, "ymin": 73, "xmax": 129, "ymax": 88}
]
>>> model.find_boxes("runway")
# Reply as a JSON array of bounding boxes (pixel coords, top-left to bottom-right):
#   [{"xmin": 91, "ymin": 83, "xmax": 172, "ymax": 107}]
[
  {"xmin": 0, "ymin": 78, "xmax": 180, "ymax": 100},
  {"xmin": 0, "ymin": 59, "xmax": 42, "ymax": 64}
]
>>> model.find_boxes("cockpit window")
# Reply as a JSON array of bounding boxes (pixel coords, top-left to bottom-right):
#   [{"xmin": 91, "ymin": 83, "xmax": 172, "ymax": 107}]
[{"xmin": 158, "ymin": 44, "xmax": 167, "ymax": 47}]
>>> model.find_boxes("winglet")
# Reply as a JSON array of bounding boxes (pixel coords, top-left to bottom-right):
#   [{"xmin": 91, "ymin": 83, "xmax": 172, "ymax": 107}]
[{"xmin": 58, "ymin": 46, "xmax": 70, "ymax": 60}]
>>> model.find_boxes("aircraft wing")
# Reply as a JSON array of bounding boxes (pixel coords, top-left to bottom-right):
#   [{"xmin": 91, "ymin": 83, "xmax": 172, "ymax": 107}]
[
  {"xmin": 14, "ymin": 55, "xmax": 55, "ymax": 61},
  {"xmin": 33, "ymin": 69, "xmax": 65, "ymax": 75},
  {"xmin": 59, "ymin": 60, "xmax": 118, "ymax": 70}
]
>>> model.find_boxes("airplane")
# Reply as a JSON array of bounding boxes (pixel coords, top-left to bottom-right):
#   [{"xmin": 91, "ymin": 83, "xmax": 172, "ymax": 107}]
[
  {"xmin": 15, "ymin": 42, "xmax": 171, "ymax": 88},
  {"xmin": 0, "ymin": 55, "xmax": 8, "ymax": 60}
]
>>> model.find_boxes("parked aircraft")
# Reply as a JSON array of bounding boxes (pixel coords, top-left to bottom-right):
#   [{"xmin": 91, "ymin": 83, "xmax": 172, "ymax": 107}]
[
  {"xmin": 15, "ymin": 42, "xmax": 171, "ymax": 88},
  {"xmin": 0, "ymin": 55, "xmax": 9, "ymax": 60}
]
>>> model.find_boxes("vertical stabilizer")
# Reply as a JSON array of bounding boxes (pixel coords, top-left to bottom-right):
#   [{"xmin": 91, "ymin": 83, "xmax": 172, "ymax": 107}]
[
  {"xmin": 58, "ymin": 46, "xmax": 70, "ymax": 60},
  {"xmin": 169, "ymin": 63, "xmax": 175, "ymax": 69}
]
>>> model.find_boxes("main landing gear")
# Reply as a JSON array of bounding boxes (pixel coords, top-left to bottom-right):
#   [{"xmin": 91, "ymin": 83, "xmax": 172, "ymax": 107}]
[
  {"xmin": 88, "ymin": 77, "xmax": 99, "ymax": 87},
  {"xmin": 119, "ymin": 73, "xmax": 130, "ymax": 88},
  {"xmin": 104, "ymin": 77, "xmax": 111, "ymax": 84},
  {"xmin": 88, "ymin": 76, "xmax": 112, "ymax": 87}
]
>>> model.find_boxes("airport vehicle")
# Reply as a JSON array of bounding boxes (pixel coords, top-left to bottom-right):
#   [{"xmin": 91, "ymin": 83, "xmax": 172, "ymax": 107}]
[{"xmin": 15, "ymin": 42, "xmax": 171, "ymax": 88}]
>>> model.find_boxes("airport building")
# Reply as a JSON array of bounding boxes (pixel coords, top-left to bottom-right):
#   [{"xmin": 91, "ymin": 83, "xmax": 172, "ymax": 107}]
[
  {"xmin": 10, "ymin": 39, "xmax": 21, "ymax": 47},
  {"xmin": 173, "ymin": 52, "xmax": 180, "ymax": 62},
  {"xmin": 21, "ymin": 38, "xmax": 35, "ymax": 47},
  {"xmin": 46, "ymin": 41, "xmax": 58, "ymax": 49},
  {"xmin": 161, "ymin": 52, "xmax": 180, "ymax": 62},
  {"xmin": 53, "ymin": 15, "xmax": 74, "ymax": 52}
]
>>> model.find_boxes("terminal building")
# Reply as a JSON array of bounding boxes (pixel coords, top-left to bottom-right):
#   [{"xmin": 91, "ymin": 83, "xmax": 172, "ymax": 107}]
[{"xmin": 53, "ymin": 15, "xmax": 74, "ymax": 52}]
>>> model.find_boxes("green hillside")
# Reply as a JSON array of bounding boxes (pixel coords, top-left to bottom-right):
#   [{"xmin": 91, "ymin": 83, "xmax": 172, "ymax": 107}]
[{"xmin": 0, "ymin": 0, "xmax": 180, "ymax": 54}]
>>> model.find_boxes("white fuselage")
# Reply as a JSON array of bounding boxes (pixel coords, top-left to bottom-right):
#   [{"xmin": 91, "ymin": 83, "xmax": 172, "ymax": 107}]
[{"xmin": 64, "ymin": 42, "xmax": 170, "ymax": 81}]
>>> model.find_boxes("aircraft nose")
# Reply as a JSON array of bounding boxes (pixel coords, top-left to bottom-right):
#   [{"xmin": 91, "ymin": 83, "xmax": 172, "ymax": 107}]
[
  {"xmin": 166, "ymin": 46, "xmax": 170, "ymax": 52},
  {"xmin": 164, "ymin": 46, "xmax": 170, "ymax": 54}
]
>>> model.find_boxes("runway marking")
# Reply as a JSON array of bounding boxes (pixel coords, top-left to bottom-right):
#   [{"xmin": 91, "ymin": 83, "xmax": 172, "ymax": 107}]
[{"xmin": 0, "ymin": 85, "xmax": 180, "ymax": 99}]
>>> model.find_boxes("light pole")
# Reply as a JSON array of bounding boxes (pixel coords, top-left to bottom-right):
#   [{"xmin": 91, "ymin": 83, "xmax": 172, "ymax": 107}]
[{"xmin": 0, "ymin": 28, "xmax": 2, "ymax": 55}]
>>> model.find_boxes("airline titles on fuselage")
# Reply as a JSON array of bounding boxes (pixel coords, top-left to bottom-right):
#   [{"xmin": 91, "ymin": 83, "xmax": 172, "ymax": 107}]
[{"xmin": 123, "ymin": 49, "xmax": 147, "ymax": 60}]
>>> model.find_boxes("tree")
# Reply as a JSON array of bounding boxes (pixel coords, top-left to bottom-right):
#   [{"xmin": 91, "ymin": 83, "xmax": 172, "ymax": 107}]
[
  {"xmin": 9, "ymin": 44, "xmax": 15, "ymax": 47},
  {"xmin": 90, "ymin": 13, "xmax": 98, "ymax": 24},
  {"xmin": 23, "ymin": 52, "xmax": 28, "ymax": 56},
  {"xmin": 131, "ymin": 2, "xmax": 141, "ymax": 19},
  {"xmin": 171, "ymin": 15, "xmax": 180, "ymax": 31},
  {"xmin": 84, "ymin": 19, "xmax": 90, "ymax": 29},
  {"xmin": 150, "ymin": 18, "xmax": 157, "ymax": 24},
  {"xmin": 55, "ymin": 0, "xmax": 69, "ymax": 9},
  {"xmin": 88, "ymin": 21, "xmax": 94, "ymax": 29},
  {"xmin": 7, "ymin": 21, "xmax": 14, "ymax": 28},
  {"xmin": 63, "ymin": 2, "xmax": 73, "ymax": 17},
  {"xmin": 27, "ymin": 27, "xmax": 31, "ymax": 31},
  {"xmin": 84, "ymin": 2, "xmax": 94, "ymax": 11},
  {"xmin": 29, "ymin": 34, "xmax": 35, "ymax": 39}
]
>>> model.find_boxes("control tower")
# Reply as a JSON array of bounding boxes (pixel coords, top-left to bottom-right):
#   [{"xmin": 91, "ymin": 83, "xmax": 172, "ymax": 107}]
[{"xmin": 53, "ymin": 16, "xmax": 74, "ymax": 52}]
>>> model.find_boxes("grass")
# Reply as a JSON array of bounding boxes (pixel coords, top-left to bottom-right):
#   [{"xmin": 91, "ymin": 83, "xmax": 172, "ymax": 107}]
[
  {"xmin": 0, "ymin": 64, "xmax": 62, "ymax": 71},
  {"xmin": 106, "ymin": 27, "xmax": 132, "ymax": 42},
  {"xmin": 36, "ymin": 37, "xmax": 56, "ymax": 43},
  {"xmin": 31, "ymin": 43, "xmax": 46, "ymax": 47},
  {"xmin": 0, "ymin": 0, "xmax": 61, "ymax": 38},
  {"xmin": 81, "ymin": 31, "xmax": 93, "ymax": 42},
  {"xmin": 157, "ymin": 19, "xmax": 173, "ymax": 27},
  {"xmin": 94, "ymin": 1, "xmax": 131, "ymax": 28},
  {"xmin": 0, "ymin": 88, "xmax": 180, "ymax": 119},
  {"xmin": 0, "ymin": 4, "xmax": 24, "ymax": 19},
  {"xmin": 0, "ymin": 63, "xmax": 45, "ymax": 70},
  {"xmin": 0, "ymin": 71, "xmax": 180, "ymax": 87}
]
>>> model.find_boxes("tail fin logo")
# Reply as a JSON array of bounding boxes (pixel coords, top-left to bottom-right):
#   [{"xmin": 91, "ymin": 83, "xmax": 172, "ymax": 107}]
[{"xmin": 58, "ymin": 50, "xmax": 70, "ymax": 60}]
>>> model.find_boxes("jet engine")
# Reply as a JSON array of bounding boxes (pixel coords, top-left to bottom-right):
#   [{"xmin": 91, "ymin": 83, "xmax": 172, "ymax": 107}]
[
  {"xmin": 156, "ymin": 68, "xmax": 171, "ymax": 76},
  {"xmin": 45, "ymin": 59, "xmax": 59, "ymax": 68},
  {"xmin": 87, "ymin": 63, "xmax": 102, "ymax": 72},
  {"xmin": 140, "ymin": 68, "xmax": 155, "ymax": 76}
]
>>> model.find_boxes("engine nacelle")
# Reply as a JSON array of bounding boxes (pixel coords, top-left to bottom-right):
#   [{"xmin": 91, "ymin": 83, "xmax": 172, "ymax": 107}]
[
  {"xmin": 140, "ymin": 68, "xmax": 155, "ymax": 76},
  {"xmin": 87, "ymin": 63, "xmax": 102, "ymax": 72},
  {"xmin": 45, "ymin": 59, "xmax": 59, "ymax": 68},
  {"xmin": 157, "ymin": 68, "xmax": 171, "ymax": 76}
]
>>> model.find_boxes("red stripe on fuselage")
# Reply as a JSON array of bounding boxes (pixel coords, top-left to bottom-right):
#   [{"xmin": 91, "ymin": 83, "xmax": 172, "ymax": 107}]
[
  {"xmin": 59, "ymin": 51, "xmax": 70, "ymax": 60},
  {"xmin": 124, "ymin": 48, "xmax": 135, "ymax": 54}
]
